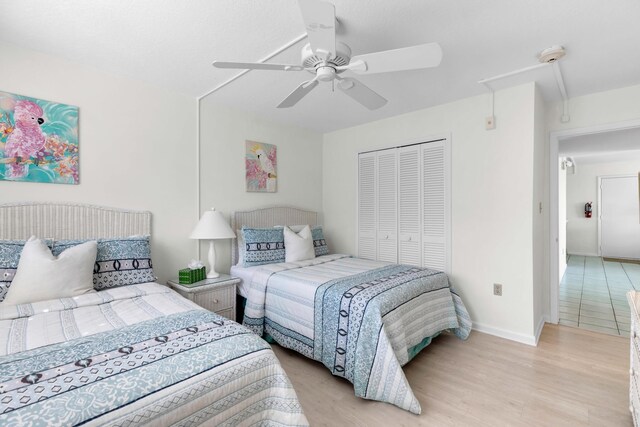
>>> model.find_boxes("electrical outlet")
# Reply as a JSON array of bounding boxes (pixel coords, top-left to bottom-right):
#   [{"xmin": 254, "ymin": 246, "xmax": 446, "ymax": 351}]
[{"xmin": 493, "ymin": 283, "xmax": 503, "ymax": 296}]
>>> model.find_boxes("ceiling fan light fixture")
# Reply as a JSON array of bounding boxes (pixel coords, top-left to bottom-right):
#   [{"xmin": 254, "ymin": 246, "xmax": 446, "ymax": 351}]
[
  {"xmin": 316, "ymin": 66, "xmax": 336, "ymax": 82},
  {"xmin": 211, "ymin": 0, "xmax": 443, "ymax": 109}
]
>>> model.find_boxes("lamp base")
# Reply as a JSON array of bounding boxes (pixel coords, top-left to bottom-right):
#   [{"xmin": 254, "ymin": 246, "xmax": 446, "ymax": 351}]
[{"xmin": 206, "ymin": 240, "xmax": 220, "ymax": 280}]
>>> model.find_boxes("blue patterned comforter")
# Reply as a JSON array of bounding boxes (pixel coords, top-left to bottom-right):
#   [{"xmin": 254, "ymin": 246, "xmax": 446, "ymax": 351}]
[
  {"xmin": 0, "ymin": 285, "xmax": 308, "ymax": 426},
  {"xmin": 243, "ymin": 255, "xmax": 471, "ymax": 414}
]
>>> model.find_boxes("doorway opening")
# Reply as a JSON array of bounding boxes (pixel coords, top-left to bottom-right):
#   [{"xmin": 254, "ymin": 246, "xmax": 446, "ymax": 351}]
[{"xmin": 550, "ymin": 119, "xmax": 640, "ymax": 335}]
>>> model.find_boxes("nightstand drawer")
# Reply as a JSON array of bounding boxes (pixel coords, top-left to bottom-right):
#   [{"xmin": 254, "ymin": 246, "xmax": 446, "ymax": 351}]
[
  {"xmin": 215, "ymin": 308, "xmax": 235, "ymax": 320},
  {"xmin": 168, "ymin": 275, "xmax": 239, "ymax": 323},
  {"xmin": 189, "ymin": 286, "xmax": 234, "ymax": 312}
]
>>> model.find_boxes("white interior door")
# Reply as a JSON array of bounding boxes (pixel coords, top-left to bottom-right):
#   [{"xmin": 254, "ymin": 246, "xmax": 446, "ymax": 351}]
[
  {"xmin": 358, "ymin": 152, "xmax": 377, "ymax": 260},
  {"xmin": 398, "ymin": 146, "xmax": 421, "ymax": 266},
  {"xmin": 601, "ymin": 176, "xmax": 640, "ymax": 259},
  {"xmin": 422, "ymin": 141, "xmax": 447, "ymax": 271},
  {"xmin": 376, "ymin": 150, "xmax": 398, "ymax": 263}
]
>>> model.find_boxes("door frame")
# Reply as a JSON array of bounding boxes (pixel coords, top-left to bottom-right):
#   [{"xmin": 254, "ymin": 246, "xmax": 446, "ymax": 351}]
[
  {"xmin": 597, "ymin": 174, "xmax": 638, "ymax": 258},
  {"xmin": 549, "ymin": 118, "xmax": 640, "ymax": 324}
]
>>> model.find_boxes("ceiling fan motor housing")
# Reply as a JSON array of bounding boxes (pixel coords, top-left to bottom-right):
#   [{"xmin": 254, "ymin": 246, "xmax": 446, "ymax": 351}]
[{"xmin": 302, "ymin": 42, "xmax": 352, "ymax": 73}]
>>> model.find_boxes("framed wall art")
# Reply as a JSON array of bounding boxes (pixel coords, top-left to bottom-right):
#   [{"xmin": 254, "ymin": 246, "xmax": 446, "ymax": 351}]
[
  {"xmin": 246, "ymin": 140, "xmax": 277, "ymax": 193},
  {"xmin": 0, "ymin": 90, "xmax": 79, "ymax": 184}
]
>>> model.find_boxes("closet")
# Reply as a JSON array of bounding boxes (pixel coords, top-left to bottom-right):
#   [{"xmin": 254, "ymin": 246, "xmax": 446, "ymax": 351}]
[{"xmin": 357, "ymin": 138, "xmax": 450, "ymax": 272}]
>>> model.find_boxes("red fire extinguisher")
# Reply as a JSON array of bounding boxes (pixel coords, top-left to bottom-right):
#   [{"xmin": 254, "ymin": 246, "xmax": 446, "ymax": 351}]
[{"xmin": 585, "ymin": 202, "xmax": 592, "ymax": 218}]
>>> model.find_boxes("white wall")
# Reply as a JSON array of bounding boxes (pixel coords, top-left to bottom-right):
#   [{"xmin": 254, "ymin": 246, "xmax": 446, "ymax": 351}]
[
  {"xmin": 0, "ymin": 42, "xmax": 197, "ymax": 283},
  {"xmin": 532, "ymin": 85, "xmax": 548, "ymax": 336},
  {"xmin": 323, "ymin": 82, "xmax": 539, "ymax": 342},
  {"xmin": 548, "ymin": 84, "xmax": 640, "ymax": 131},
  {"xmin": 199, "ymin": 100, "xmax": 323, "ymax": 274},
  {"xmin": 566, "ymin": 159, "xmax": 640, "ymax": 256}
]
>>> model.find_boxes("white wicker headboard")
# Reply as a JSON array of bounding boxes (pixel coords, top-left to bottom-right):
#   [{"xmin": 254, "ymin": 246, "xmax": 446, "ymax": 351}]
[
  {"xmin": 231, "ymin": 206, "xmax": 318, "ymax": 266},
  {"xmin": 0, "ymin": 202, "xmax": 151, "ymax": 240}
]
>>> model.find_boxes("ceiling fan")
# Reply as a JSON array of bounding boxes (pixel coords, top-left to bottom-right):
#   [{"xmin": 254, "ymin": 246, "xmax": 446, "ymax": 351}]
[{"xmin": 212, "ymin": 0, "xmax": 443, "ymax": 110}]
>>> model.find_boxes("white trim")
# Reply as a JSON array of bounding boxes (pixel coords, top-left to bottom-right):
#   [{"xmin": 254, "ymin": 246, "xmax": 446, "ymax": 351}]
[
  {"xmin": 355, "ymin": 150, "xmax": 360, "ymax": 259},
  {"xmin": 195, "ymin": 98, "xmax": 201, "ymax": 259},
  {"xmin": 549, "ymin": 118, "xmax": 640, "ymax": 325},
  {"xmin": 445, "ymin": 135, "xmax": 452, "ymax": 274},
  {"xmin": 534, "ymin": 315, "xmax": 548, "ymax": 346},
  {"xmin": 567, "ymin": 251, "xmax": 599, "ymax": 258},
  {"xmin": 597, "ymin": 176, "xmax": 601, "ymax": 258},
  {"xmin": 472, "ymin": 322, "xmax": 538, "ymax": 347}
]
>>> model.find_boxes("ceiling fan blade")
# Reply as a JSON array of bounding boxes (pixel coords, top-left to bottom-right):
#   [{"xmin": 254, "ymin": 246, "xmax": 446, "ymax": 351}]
[
  {"xmin": 212, "ymin": 61, "xmax": 304, "ymax": 71},
  {"xmin": 347, "ymin": 42, "xmax": 443, "ymax": 75},
  {"xmin": 277, "ymin": 79, "xmax": 320, "ymax": 108},
  {"xmin": 337, "ymin": 77, "xmax": 387, "ymax": 110},
  {"xmin": 297, "ymin": 0, "xmax": 336, "ymax": 58}
]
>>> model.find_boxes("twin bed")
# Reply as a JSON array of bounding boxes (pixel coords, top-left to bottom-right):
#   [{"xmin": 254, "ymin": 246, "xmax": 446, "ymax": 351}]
[
  {"xmin": 231, "ymin": 206, "xmax": 471, "ymax": 414},
  {"xmin": 0, "ymin": 203, "xmax": 471, "ymax": 425},
  {"xmin": 0, "ymin": 203, "xmax": 307, "ymax": 426}
]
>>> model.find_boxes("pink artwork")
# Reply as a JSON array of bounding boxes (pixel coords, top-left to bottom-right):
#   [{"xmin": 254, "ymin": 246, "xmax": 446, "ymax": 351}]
[
  {"xmin": 246, "ymin": 141, "xmax": 277, "ymax": 192},
  {"xmin": 0, "ymin": 91, "xmax": 79, "ymax": 184}
]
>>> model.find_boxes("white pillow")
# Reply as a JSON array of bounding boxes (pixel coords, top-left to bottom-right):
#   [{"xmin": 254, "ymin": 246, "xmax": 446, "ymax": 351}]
[
  {"xmin": 236, "ymin": 229, "xmax": 245, "ymax": 266},
  {"xmin": 284, "ymin": 225, "xmax": 316, "ymax": 263},
  {"xmin": 2, "ymin": 237, "xmax": 97, "ymax": 305}
]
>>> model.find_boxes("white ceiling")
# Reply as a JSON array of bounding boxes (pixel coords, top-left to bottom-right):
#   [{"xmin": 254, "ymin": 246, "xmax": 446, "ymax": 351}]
[
  {"xmin": 2, "ymin": 0, "xmax": 640, "ymax": 133},
  {"xmin": 560, "ymin": 127, "xmax": 640, "ymax": 164}
]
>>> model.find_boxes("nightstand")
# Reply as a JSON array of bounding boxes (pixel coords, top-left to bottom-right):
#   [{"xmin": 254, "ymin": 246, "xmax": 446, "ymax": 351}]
[{"xmin": 168, "ymin": 274, "xmax": 239, "ymax": 321}]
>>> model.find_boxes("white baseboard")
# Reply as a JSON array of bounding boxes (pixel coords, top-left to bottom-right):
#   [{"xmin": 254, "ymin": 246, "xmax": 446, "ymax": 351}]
[
  {"xmin": 472, "ymin": 322, "xmax": 538, "ymax": 347},
  {"xmin": 567, "ymin": 251, "xmax": 599, "ymax": 257},
  {"xmin": 533, "ymin": 315, "xmax": 548, "ymax": 346}
]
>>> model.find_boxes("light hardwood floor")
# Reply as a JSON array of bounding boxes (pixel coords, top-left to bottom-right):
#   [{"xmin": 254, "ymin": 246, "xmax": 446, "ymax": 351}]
[{"xmin": 272, "ymin": 325, "xmax": 631, "ymax": 426}]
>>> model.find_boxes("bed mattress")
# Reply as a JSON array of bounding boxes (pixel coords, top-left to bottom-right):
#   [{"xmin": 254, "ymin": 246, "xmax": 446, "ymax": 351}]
[
  {"xmin": 230, "ymin": 264, "xmax": 264, "ymax": 298},
  {"xmin": 0, "ymin": 283, "xmax": 308, "ymax": 426},
  {"xmin": 243, "ymin": 254, "xmax": 471, "ymax": 414}
]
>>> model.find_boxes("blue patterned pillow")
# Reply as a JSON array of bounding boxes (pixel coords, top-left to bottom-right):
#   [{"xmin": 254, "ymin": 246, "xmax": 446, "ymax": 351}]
[
  {"xmin": 0, "ymin": 239, "xmax": 54, "ymax": 301},
  {"xmin": 52, "ymin": 236, "xmax": 155, "ymax": 290},
  {"xmin": 0, "ymin": 240, "xmax": 27, "ymax": 301},
  {"xmin": 311, "ymin": 226, "xmax": 329, "ymax": 257},
  {"xmin": 241, "ymin": 227, "xmax": 285, "ymax": 267}
]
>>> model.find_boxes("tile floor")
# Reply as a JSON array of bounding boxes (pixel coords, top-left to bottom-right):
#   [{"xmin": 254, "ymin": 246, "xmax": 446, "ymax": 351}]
[{"xmin": 559, "ymin": 255, "xmax": 640, "ymax": 336}]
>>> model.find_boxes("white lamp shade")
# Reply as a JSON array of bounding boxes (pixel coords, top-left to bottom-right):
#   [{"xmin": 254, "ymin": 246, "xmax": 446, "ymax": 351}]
[{"xmin": 190, "ymin": 208, "xmax": 236, "ymax": 240}]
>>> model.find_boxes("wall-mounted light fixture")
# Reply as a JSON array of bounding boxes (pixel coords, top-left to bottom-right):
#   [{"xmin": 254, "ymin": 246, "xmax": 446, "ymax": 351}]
[{"xmin": 561, "ymin": 157, "xmax": 577, "ymax": 174}]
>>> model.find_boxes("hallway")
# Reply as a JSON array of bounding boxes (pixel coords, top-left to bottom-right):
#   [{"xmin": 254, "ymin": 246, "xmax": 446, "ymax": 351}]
[{"xmin": 559, "ymin": 255, "xmax": 640, "ymax": 335}]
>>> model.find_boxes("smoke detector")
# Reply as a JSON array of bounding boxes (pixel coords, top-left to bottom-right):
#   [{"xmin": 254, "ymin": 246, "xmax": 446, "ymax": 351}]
[{"xmin": 538, "ymin": 45, "xmax": 566, "ymax": 63}]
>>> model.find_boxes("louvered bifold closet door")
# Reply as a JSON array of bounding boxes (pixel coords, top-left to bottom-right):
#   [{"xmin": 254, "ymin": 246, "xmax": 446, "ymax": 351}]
[
  {"xmin": 358, "ymin": 152, "xmax": 377, "ymax": 260},
  {"xmin": 376, "ymin": 150, "xmax": 398, "ymax": 263},
  {"xmin": 398, "ymin": 146, "xmax": 422, "ymax": 266},
  {"xmin": 422, "ymin": 141, "xmax": 448, "ymax": 271}
]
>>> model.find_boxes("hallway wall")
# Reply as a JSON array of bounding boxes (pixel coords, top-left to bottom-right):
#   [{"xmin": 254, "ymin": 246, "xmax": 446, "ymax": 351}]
[{"xmin": 566, "ymin": 158, "xmax": 640, "ymax": 256}]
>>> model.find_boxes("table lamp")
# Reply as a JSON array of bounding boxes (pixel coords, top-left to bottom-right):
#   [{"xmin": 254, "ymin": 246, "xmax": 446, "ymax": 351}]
[{"xmin": 190, "ymin": 208, "xmax": 236, "ymax": 278}]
